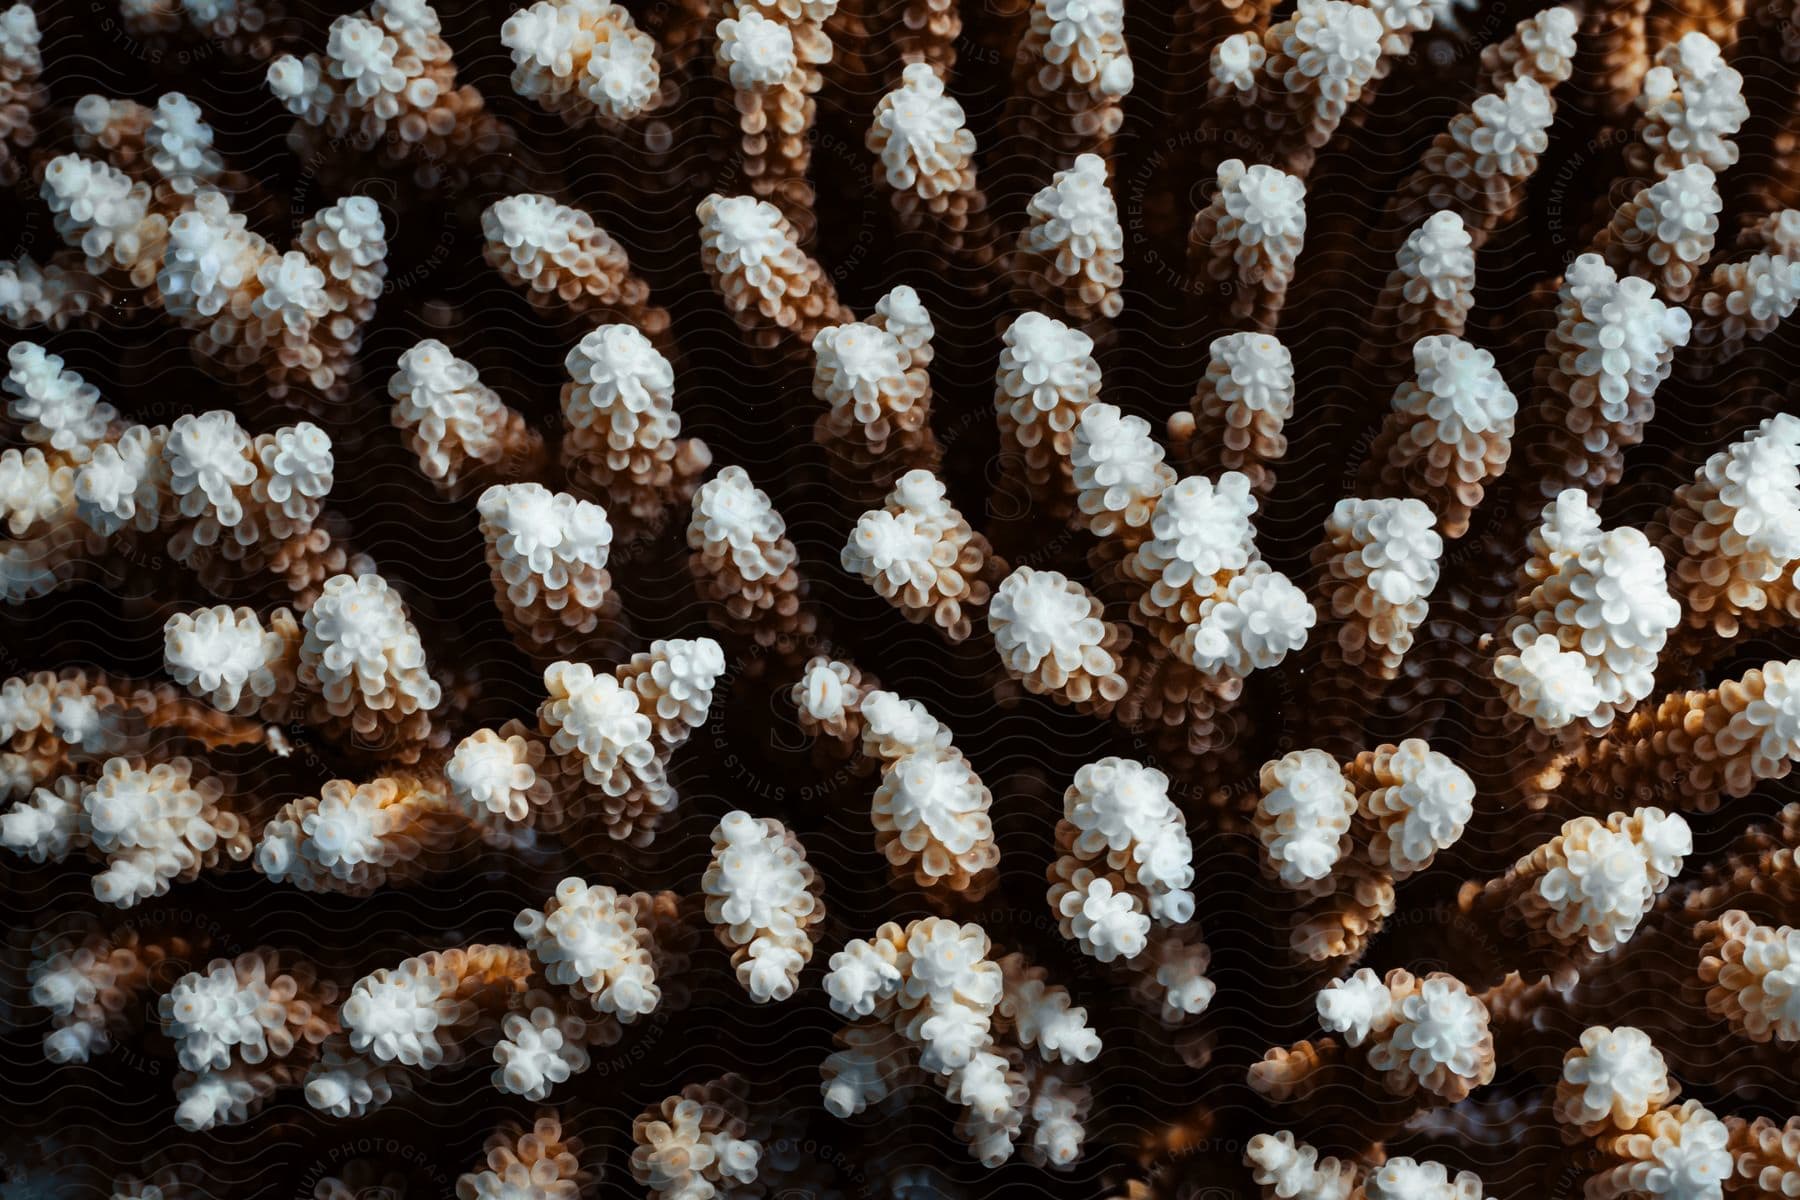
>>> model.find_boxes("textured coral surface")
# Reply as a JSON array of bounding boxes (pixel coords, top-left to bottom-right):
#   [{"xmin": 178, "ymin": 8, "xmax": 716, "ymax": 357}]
[{"xmin": 1, "ymin": 0, "xmax": 1798, "ymax": 1197}]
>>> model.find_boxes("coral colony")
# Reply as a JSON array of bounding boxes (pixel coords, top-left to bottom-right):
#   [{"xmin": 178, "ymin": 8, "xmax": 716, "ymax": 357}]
[{"xmin": 4, "ymin": 0, "xmax": 1800, "ymax": 1197}]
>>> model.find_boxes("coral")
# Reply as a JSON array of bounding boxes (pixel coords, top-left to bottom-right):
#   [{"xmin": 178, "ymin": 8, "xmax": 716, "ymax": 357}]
[
  {"xmin": 1461, "ymin": 807, "xmax": 1692, "ymax": 974},
  {"xmin": 1555, "ymin": 1025, "xmax": 1678, "ymax": 1137},
  {"xmin": 1660, "ymin": 415, "xmax": 1799, "ymax": 642},
  {"xmin": 1012, "ymin": 152, "xmax": 1124, "ymax": 324},
  {"xmin": 1296, "ymin": 967, "xmax": 1496, "ymax": 1103},
  {"xmin": 1168, "ymin": 332, "xmax": 1294, "ymax": 495},
  {"xmin": 631, "ymin": 1075, "xmax": 763, "ymax": 1200},
  {"xmin": 502, "ymin": 0, "xmax": 663, "ymax": 128},
  {"xmin": 24, "ymin": 134, "xmax": 387, "ymax": 400},
  {"xmin": 1252, "ymin": 741, "xmax": 1470, "ymax": 963},
  {"xmin": 29, "ymin": 925, "xmax": 199, "ymax": 1063},
  {"xmin": 992, "ymin": 310, "xmax": 1101, "ymax": 518},
  {"xmin": 0, "ymin": 4, "xmax": 42, "ymax": 185},
  {"xmin": 687, "ymin": 465, "xmax": 814, "ymax": 660},
  {"xmin": 160, "ymin": 949, "xmax": 336, "ymax": 1084},
  {"xmin": 1556, "ymin": 660, "xmax": 1800, "ymax": 812},
  {"xmin": 989, "ymin": 566, "xmax": 1131, "ymax": 716},
  {"xmin": 484, "ymin": 193, "xmax": 669, "ymax": 338},
  {"xmin": 867, "ymin": 62, "xmax": 989, "ymax": 260},
  {"xmin": 457, "ymin": 1112, "xmax": 594, "ymax": 1200},
  {"xmin": 8, "ymin": 2, "xmax": 1800, "ymax": 1193},
  {"xmin": 266, "ymin": 0, "xmax": 507, "ymax": 184},
  {"xmin": 713, "ymin": 0, "xmax": 836, "ymax": 240},
  {"xmin": 1628, "ymin": 32, "xmax": 1747, "ymax": 179},
  {"xmin": 1520, "ymin": 256, "xmax": 1691, "ymax": 507},
  {"xmin": 1493, "ymin": 491, "xmax": 1681, "ymax": 732},
  {"xmin": 843, "ymin": 469, "xmax": 1001, "ymax": 641},
  {"xmin": 820, "ymin": 918, "xmax": 1098, "ymax": 1164},
  {"xmin": 1392, "ymin": 76, "xmax": 1558, "ymax": 248},
  {"xmin": 1696, "ymin": 910, "xmax": 1800, "ymax": 1043},
  {"xmin": 1312, "ymin": 498, "xmax": 1443, "ymax": 683},
  {"xmin": 702, "ymin": 810, "xmax": 824, "ymax": 1002},
  {"xmin": 1207, "ymin": 0, "xmax": 1387, "ymax": 178},
  {"xmin": 1010, "ymin": 0, "xmax": 1133, "ymax": 164},
  {"xmin": 811, "ymin": 291, "xmax": 942, "ymax": 495},
  {"xmin": 1245, "ymin": 1131, "xmax": 1492, "ymax": 1199},
  {"xmin": 1593, "ymin": 163, "xmax": 1720, "ymax": 303},
  {"xmin": 1074, "ymin": 401, "xmax": 1177, "ymax": 545},
  {"xmin": 1256, "ymin": 749, "xmax": 1357, "ymax": 889},
  {"xmin": 1361, "ymin": 334, "xmax": 1516, "ymax": 540},
  {"xmin": 560, "ymin": 322, "xmax": 711, "ymax": 536},
  {"xmin": 297, "ymin": 573, "xmax": 443, "ymax": 759},
  {"xmin": 1187, "ymin": 158, "xmax": 1307, "ymax": 332},
  {"xmin": 389, "ymin": 339, "xmax": 544, "ymax": 496},
  {"xmin": 477, "ymin": 481, "xmax": 619, "ymax": 658},
  {"xmin": 871, "ymin": 731, "xmax": 1000, "ymax": 896},
  {"xmin": 698, "ymin": 191, "xmax": 852, "ymax": 353}
]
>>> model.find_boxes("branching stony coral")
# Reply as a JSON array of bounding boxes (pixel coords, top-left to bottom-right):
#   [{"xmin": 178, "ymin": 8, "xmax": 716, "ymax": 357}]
[
  {"xmin": 4, "ymin": 0, "xmax": 1800, "ymax": 1194},
  {"xmin": 389, "ymin": 338, "xmax": 545, "ymax": 497},
  {"xmin": 867, "ymin": 62, "xmax": 990, "ymax": 263},
  {"xmin": 818, "ymin": 916, "xmax": 1101, "ymax": 1165},
  {"xmin": 266, "ymin": 0, "xmax": 508, "ymax": 184},
  {"xmin": 701, "ymin": 809, "xmax": 824, "ymax": 1002},
  {"xmin": 810, "ymin": 292, "xmax": 943, "ymax": 498},
  {"xmin": 843, "ymin": 468, "xmax": 1004, "ymax": 641},
  {"xmin": 501, "ymin": 0, "xmax": 664, "ymax": 129}
]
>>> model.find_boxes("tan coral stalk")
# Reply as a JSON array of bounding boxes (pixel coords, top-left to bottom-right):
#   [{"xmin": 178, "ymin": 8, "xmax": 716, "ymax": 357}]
[
  {"xmin": 1458, "ymin": 807, "xmax": 1691, "ymax": 974},
  {"xmin": 992, "ymin": 311, "xmax": 1101, "ymax": 520},
  {"xmin": 811, "ymin": 302, "xmax": 942, "ymax": 496},
  {"xmin": 482, "ymin": 194, "xmax": 670, "ymax": 339},
  {"xmin": 1310, "ymin": 499, "xmax": 1442, "ymax": 684},
  {"xmin": 389, "ymin": 340, "xmax": 544, "ymax": 497},
  {"xmin": 1696, "ymin": 910, "xmax": 1800, "ymax": 1043},
  {"xmin": 687, "ymin": 465, "xmax": 815, "ymax": 658},
  {"xmin": 866, "ymin": 62, "xmax": 989, "ymax": 260},
  {"xmin": 560, "ymin": 323, "xmax": 711, "ymax": 538},
  {"xmin": 715, "ymin": 3, "xmax": 832, "ymax": 240},
  {"xmin": 1012, "ymin": 153, "xmax": 1124, "ymax": 325},
  {"xmin": 1624, "ymin": 32, "xmax": 1747, "ymax": 181},
  {"xmin": 477, "ymin": 483, "xmax": 619, "ymax": 659},
  {"xmin": 989, "ymin": 567, "xmax": 1131, "ymax": 717},
  {"xmin": 1573, "ymin": 0, "xmax": 1654, "ymax": 117},
  {"xmin": 698, "ymin": 192, "xmax": 853, "ymax": 353},
  {"xmin": 297, "ymin": 573, "xmax": 442, "ymax": 761},
  {"xmin": 1236, "ymin": 0, "xmax": 1386, "ymax": 177},
  {"xmin": 1659, "ymin": 415, "xmax": 1800, "ymax": 642},
  {"xmin": 456, "ymin": 1112, "xmax": 594, "ymax": 1200},
  {"xmin": 1475, "ymin": 5, "xmax": 1578, "ymax": 93},
  {"xmin": 1592, "ymin": 164, "xmax": 1719, "ymax": 303},
  {"xmin": 1372, "ymin": 211, "xmax": 1476, "ymax": 360},
  {"xmin": 789, "ymin": 655, "xmax": 881, "ymax": 767},
  {"xmin": 1518, "ymin": 254, "xmax": 1689, "ymax": 507},
  {"xmin": 267, "ymin": 0, "xmax": 509, "ymax": 183},
  {"xmin": 1725, "ymin": 1114, "xmax": 1800, "ymax": 1197},
  {"xmin": 843, "ymin": 469, "xmax": 1003, "ymax": 642},
  {"xmin": 631, "ymin": 1075, "xmax": 763, "ymax": 1200},
  {"xmin": 1684, "ymin": 244, "xmax": 1800, "ymax": 369},
  {"xmin": 1009, "ymin": 0, "xmax": 1133, "ymax": 166},
  {"xmin": 254, "ymin": 769, "xmax": 460, "ymax": 896},
  {"xmin": 1556, "ymin": 661, "xmax": 1800, "ymax": 813},
  {"xmin": 1167, "ymin": 332, "xmax": 1293, "ymax": 495},
  {"xmin": 1391, "ymin": 77, "xmax": 1558, "ymax": 249},
  {"xmin": 1187, "ymin": 159, "xmax": 1306, "ymax": 332},
  {"xmin": 1359, "ymin": 335, "xmax": 1515, "ymax": 540}
]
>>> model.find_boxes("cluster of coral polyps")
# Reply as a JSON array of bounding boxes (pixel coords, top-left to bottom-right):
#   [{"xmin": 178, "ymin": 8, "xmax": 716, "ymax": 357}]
[{"xmin": 3, "ymin": 0, "xmax": 1800, "ymax": 1195}]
